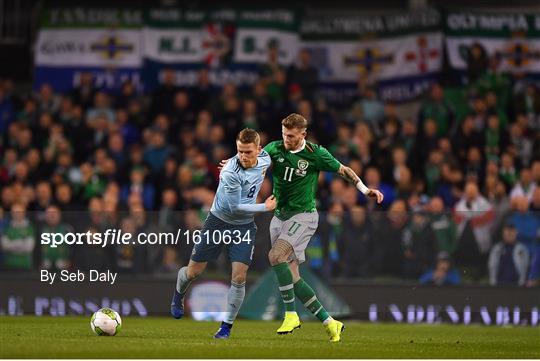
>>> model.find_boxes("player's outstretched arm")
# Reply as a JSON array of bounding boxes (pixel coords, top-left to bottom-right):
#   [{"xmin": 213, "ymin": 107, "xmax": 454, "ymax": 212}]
[
  {"xmin": 223, "ymin": 171, "xmax": 276, "ymax": 213},
  {"xmin": 231, "ymin": 195, "xmax": 276, "ymax": 213},
  {"xmin": 336, "ymin": 164, "xmax": 384, "ymax": 204}
]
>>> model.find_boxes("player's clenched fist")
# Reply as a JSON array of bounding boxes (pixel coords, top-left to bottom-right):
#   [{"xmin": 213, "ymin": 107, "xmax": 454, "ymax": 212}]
[{"xmin": 265, "ymin": 195, "xmax": 277, "ymax": 211}]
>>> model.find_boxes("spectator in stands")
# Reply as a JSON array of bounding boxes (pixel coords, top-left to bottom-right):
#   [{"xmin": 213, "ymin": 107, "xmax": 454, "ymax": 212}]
[
  {"xmin": 465, "ymin": 42, "xmax": 488, "ymax": 84},
  {"xmin": 424, "ymin": 149, "xmax": 443, "ymax": 196},
  {"xmin": 509, "ymin": 122, "xmax": 534, "ymax": 167},
  {"xmin": 116, "ymin": 80, "xmax": 138, "ymax": 109},
  {"xmin": 32, "ymin": 180, "xmax": 53, "ymax": 213},
  {"xmin": 513, "ymin": 84, "xmax": 540, "ymax": 121},
  {"xmin": 341, "ymin": 205, "xmax": 372, "ymax": 277},
  {"xmin": 530, "ymin": 187, "xmax": 540, "ymax": 212},
  {"xmin": 41, "ymin": 205, "xmax": 71, "ymax": 270},
  {"xmin": 357, "ymin": 86, "xmax": 385, "ymax": 135},
  {"xmin": 329, "ymin": 123, "xmax": 357, "ymax": 164},
  {"xmin": 376, "ymin": 119, "xmax": 402, "ymax": 173},
  {"xmin": 402, "ymin": 209, "xmax": 436, "ymax": 278},
  {"xmin": 464, "ymin": 147, "xmax": 485, "ymax": 185},
  {"xmin": 317, "ymin": 202, "xmax": 346, "ymax": 277},
  {"xmin": 471, "ymin": 96, "xmax": 489, "ymax": 131},
  {"xmin": 454, "ymin": 181, "xmax": 495, "ymax": 255},
  {"xmin": 372, "ymin": 199, "xmax": 408, "ymax": 276},
  {"xmin": 526, "ymin": 248, "xmax": 540, "ymax": 287},
  {"xmin": 0, "ymin": 85, "xmax": 15, "ymax": 135},
  {"xmin": 287, "ymin": 49, "xmax": 318, "ymax": 101},
  {"xmin": 363, "ymin": 167, "xmax": 394, "ymax": 209},
  {"xmin": 532, "ymin": 160, "xmax": 540, "ymax": 185},
  {"xmin": 155, "ymin": 246, "xmax": 181, "ymax": 274},
  {"xmin": 401, "ymin": 118, "xmax": 417, "ymax": 159},
  {"xmin": 488, "ymin": 221, "xmax": 529, "ymax": 286},
  {"xmin": 452, "ymin": 115, "xmax": 484, "ymax": 166},
  {"xmin": 429, "ymin": 196, "xmax": 458, "ymax": 255},
  {"xmin": 484, "ymin": 114, "xmax": 508, "ymax": 161},
  {"xmin": 192, "ymin": 68, "xmax": 215, "ymax": 112},
  {"xmin": 1, "ymin": 203, "xmax": 35, "ymax": 270},
  {"xmin": 55, "ymin": 183, "xmax": 79, "ymax": 212},
  {"xmin": 143, "ymin": 130, "xmax": 173, "ymax": 176},
  {"xmin": 485, "ymin": 91, "xmax": 508, "ymax": 127},
  {"xmin": 36, "ymin": 83, "xmax": 60, "ymax": 115},
  {"xmin": 86, "ymin": 91, "xmax": 115, "ymax": 124},
  {"xmin": 418, "ymin": 83, "xmax": 454, "ymax": 137},
  {"xmin": 157, "ymin": 188, "xmax": 179, "ymax": 232},
  {"xmin": 475, "ymin": 56, "xmax": 511, "ymax": 109},
  {"xmin": 149, "ymin": 68, "xmax": 178, "ymax": 118},
  {"xmin": 16, "ymin": 97, "xmax": 38, "ymax": 126},
  {"xmin": 499, "ymin": 152, "xmax": 518, "ymax": 189},
  {"xmin": 259, "ymin": 41, "xmax": 284, "ymax": 83},
  {"xmin": 419, "ymin": 251, "xmax": 461, "ymax": 286},
  {"xmin": 70, "ymin": 72, "xmax": 97, "ymax": 110},
  {"xmin": 418, "ymin": 119, "xmax": 440, "ymax": 166},
  {"xmin": 508, "ymin": 196, "xmax": 540, "ymax": 253},
  {"xmin": 171, "ymin": 90, "xmax": 195, "ymax": 132},
  {"xmin": 116, "ymin": 216, "xmax": 145, "ymax": 273},
  {"xmin": 510, "ymin": 168, "xmax": 537, "ymax": 202},
  {"xmin": 78, "ymin": 162, "xmax": 106, "ymax": 201},
  {"xmin": 120, "ymin": 167, "xmax": 155, "ymax": 211}
]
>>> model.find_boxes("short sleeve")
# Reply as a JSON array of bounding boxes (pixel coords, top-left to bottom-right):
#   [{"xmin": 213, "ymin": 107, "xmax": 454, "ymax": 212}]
[{"xmin": 316, "ymin": 145, "xmax": 341, "ymax": 172}]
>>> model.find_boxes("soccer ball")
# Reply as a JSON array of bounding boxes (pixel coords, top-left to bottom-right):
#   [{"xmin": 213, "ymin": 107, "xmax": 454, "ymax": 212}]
[{"xmin": 90, "ymin": 307, "xmax": 122, "ymax": 336}]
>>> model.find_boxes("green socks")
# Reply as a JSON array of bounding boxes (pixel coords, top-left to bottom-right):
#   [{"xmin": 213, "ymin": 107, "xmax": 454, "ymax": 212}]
[
  {"xmin": 272, "ymin": 263, "xmax": 331, "ymax": 322},
  {"xmin": 293, "ymin": 278, "xmax": 330, "ymax": 323},
  {"xmin": 272, "ymin": 263, "xmax": 296, "ymax": 312}
]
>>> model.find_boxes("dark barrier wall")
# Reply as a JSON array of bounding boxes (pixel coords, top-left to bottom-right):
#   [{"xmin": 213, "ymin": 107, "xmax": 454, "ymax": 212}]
[
  {"xmin": 331, "ymin": 282, "xmax": 540, "ymax": 326},
  {"xmin": 1, "ymin": 276, "xmax": 538, "ymax": 326}
]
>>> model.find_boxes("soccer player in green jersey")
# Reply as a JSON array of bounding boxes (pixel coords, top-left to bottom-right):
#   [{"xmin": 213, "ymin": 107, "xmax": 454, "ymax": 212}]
[
  {"xmin": 263, "ymin": 113, "xmax": 384, "ymax": 342},
  {"xmin": 219, "ymin": 113, "xmax": 383, "ymax": 341}
]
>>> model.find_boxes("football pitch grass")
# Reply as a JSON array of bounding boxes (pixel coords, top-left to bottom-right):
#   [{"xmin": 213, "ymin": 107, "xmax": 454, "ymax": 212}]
[{"xmin": 0, "ymin": 317, "xmax": 539, "ymax": 358}]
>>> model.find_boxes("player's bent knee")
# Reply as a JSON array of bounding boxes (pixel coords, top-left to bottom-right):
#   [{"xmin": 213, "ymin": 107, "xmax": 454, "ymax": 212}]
[
  {"xmin": 186, "ymin": 266, "xmax": 202, "ymax": 280},
  {"xmin": 231, "ymin": 273, "xmax": 247, "ymax": 284},
  {"xmin": 268, "ymin": 248, "xmax": 286, "ymax": 265}
]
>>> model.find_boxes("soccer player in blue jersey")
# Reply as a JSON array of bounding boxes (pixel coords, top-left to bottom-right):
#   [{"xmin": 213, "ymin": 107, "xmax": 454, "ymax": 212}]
[{"xmin": 171, "ymin": 128, "xmax": 275, "ymax": 339}]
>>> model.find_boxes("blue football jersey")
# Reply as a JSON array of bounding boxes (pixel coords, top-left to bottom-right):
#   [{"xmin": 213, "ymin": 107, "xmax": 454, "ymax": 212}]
[{"xmin": 210, "ymin": 150, "xmax": 271, "ymax": 225}]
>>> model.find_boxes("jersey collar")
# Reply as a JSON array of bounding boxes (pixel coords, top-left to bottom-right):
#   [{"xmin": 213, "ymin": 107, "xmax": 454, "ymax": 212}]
[{"xmin": 289, "ymin": 139, "xmax": 306, "ymax": 154}]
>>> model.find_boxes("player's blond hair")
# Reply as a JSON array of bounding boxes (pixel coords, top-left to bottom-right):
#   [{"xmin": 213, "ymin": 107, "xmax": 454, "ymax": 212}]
[
  {"xmin": 237, "ymin": 128, "xmax": 260, "ymax": 146},
  {"xmin": 282, "ymin": 113, "xmax": 307, "ymax": 130}
]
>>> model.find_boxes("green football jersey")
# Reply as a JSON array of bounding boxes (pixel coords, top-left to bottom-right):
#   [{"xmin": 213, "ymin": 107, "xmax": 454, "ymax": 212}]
[{"xmin": 264, "ymin": 140, "xmax": 341, "ymax": 220}]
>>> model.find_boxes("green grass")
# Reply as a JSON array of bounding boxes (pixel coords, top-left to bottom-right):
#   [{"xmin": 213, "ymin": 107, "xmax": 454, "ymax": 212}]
[{"xmin": 0, "ymin": 317, "xmax": 539, "ymax": 358}]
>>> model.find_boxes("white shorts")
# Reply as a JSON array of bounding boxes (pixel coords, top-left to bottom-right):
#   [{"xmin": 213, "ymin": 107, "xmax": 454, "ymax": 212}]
[{"xmin": 269, "ymin": 212, "xmax": 319, "ymax": 264}]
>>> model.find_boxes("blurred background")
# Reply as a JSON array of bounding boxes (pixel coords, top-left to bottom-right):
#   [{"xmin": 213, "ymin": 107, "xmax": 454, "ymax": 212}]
[{"xmin": 0, "ymin": 0, "xmax": 539, "ymax": 322}]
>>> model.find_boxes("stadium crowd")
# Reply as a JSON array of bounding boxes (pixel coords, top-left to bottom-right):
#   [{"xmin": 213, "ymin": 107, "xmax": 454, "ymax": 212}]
[{"xmin": 0, "ymin": 49, "xmax": 539, "ymax": 287}]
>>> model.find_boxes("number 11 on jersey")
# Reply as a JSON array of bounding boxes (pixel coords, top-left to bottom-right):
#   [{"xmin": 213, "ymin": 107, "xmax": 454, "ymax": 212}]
[{"xmin": 283, "ymin": 166, "xmax": 294, "ymax": 182}]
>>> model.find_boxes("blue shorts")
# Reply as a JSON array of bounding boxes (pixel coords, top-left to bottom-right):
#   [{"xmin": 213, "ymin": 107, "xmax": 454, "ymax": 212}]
[{"xmin": 190, "ymin": 212, "xmax": 257, "ymax": 266}]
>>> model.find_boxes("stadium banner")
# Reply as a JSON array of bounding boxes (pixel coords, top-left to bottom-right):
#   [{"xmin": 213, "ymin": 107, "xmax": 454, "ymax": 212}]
[
  {"xmin": 34, "ymin": 7, "xmax": 144, "ymax": 93},
  {"xmin": 301, "ymin": 9, "xmax": 443, "ymax": 103},
  {"xmin": 1, "ymin": 276, "xmax": 538, "ymax": 327},
  {"xmin": 445, "ymin": 11, "xmax": 540, "ymax": 80},
  {"xmin": 142, "ymin": 8, "xmax": 301, "ymax": 90}
]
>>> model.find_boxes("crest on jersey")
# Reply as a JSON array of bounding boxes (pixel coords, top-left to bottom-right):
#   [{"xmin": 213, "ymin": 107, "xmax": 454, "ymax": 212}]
[
  {"xmin": 298, "ymin": 160, "xmax": 309, "ymax": 171},
  {"xmin": 278, "ymin": 157, "xmax": 285, "ymax": 163},
  {"xmin": 296, "ymin": 159, "xmax": 309, "ymax": 177}
]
